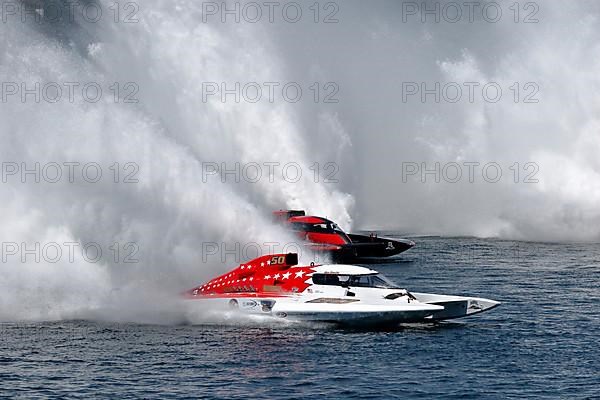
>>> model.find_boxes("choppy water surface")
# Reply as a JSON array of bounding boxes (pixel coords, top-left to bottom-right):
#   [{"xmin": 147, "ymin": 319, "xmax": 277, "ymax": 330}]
[{"xmin": 1, "ymin": 237, "xmax": 599, "ymax": 399}]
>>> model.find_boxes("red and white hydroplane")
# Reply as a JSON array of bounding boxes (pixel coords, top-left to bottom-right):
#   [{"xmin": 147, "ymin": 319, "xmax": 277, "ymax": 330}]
[{"xmin": 184, "ymin": 253, "xmax": 499, "ymax": 326}]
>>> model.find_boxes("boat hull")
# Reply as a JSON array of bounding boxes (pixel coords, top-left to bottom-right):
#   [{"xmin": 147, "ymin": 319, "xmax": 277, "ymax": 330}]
[
  {"xmin": 308, "ymin": 236, "xmax": 416, "ymax": 261},
  {"xmin": 346, "ymin": 234, "xmax": 415, "ymax": 258},
  {"xmin": 412, "ymin": 293, "xmax": 500, "ymax": 321},
  {"xmin": 185, "ymin": 296, "xmax": 444, "ymax": 326}
]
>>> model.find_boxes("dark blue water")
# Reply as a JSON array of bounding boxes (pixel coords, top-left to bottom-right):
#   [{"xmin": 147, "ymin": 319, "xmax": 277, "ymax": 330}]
[{"xmin": 1, "ymin": 237, "xmax": 599, "ymax": 399}]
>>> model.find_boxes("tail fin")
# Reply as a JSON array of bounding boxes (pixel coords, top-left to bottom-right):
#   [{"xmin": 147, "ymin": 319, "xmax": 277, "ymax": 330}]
[{"xmin": 272, "ymin": 210, "xmax": 305, "ymax": 223}]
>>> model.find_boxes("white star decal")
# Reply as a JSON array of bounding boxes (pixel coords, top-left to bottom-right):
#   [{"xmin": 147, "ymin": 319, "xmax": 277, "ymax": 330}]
[
  {"xmin": 242, "ymin": 278, "xmax": 247, "ymax": 282},
  {"xmin": 282, "ymin": 272, "xmax": 291, "ymax": 280},
  {"xmin": 266, "ymin": 260, "xmax": 271, "ymax": 265},
  {"xmin": 241, "ymin": 265, "xmax": 245, "ymax": 269},
  {"xmin": 249, "ymin": 277, "xmax": 254, "ymax": 281},
  {"xmin": 264, "ymin": 275, "xmax": 271, "ymax": 279},
  {"xmin": 295, "ymin": 270, "xmax": 305, "ymax": 278},
  {"xmin": 273, "ymin": 273, "xmax": 280, "ymax": 279},
  {"xmin": 261, "ymin": 262, "xmax": 265, "ymax": 267}
]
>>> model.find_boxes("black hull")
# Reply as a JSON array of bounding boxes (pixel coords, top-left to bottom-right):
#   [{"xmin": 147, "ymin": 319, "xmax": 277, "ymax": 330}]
[
  {"xmin": 314, "ymin": 235, "xmax": 415, "ymax": 261},
  {"xmin": 346, "ymin": 234, "xmax": 415, "ymax": 258}
]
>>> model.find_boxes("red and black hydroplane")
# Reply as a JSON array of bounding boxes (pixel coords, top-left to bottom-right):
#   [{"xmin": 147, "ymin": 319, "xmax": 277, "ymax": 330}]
[{"xmin": 273, "ymin": 210, "xmax": 415, "ymax": 260}]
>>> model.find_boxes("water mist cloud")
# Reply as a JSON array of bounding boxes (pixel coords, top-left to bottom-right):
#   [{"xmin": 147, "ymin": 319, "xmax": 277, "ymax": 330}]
[
  {"xmin": 263, "ymin": 0, "xmax": 600, "ymax": 241},
  {"xmin": 0, "ymin": 0, "xmax": 352, "ymax": 321}
]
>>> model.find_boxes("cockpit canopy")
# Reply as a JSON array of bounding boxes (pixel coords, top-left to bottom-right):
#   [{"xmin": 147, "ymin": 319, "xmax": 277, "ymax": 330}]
[
  {"xmin": 290, "ymin": 221, "xmax": 345, "ymax": 234},
  {"xmin": 311, "ymin": 273, "xmax": 400, "ymax": 289}
]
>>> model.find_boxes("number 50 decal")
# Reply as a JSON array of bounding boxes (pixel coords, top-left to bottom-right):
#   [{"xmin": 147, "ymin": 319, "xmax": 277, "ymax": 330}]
[{"xmin": 270, "ymin": 256, "xmax": 286, "ymax": 265}]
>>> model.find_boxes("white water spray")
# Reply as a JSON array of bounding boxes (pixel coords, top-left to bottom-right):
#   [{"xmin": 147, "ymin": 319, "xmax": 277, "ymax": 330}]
[
  {"xmin": 1, "ymin": 0, "xmax": 598, "ymax": 322},
  {"xmin": 0, "ymin": 0, "xmax": 352, "ymax": 321}
]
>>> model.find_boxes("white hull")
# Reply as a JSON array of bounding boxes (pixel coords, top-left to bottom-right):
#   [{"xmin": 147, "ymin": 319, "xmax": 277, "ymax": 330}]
[
  {"xmin": 184, "ymin": 294, "xmax": 498, "ymax": 326},
  {"xmin": 270, "ymin": 301, "xmax": 443, "ymax": 324},
  {"xmin": 412, "ymin": 293, "xmax": 500, "ymax": 321}
]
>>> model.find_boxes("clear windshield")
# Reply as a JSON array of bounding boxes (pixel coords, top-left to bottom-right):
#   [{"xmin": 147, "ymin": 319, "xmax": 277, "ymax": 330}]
[
  {"xmin": 349, "ymin": 274, "xmax": 400, "ymax": 289},
  {"xmin": 290, "ymin": 222, "xmax": 346, "ymax": 234},
  {"xmin": 312, "ymin": 273, "xmax": 400, "ymax": 289},
  {"xmin": 330, "ymin": 223, "xmax": 345, "ymax": 233}
]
